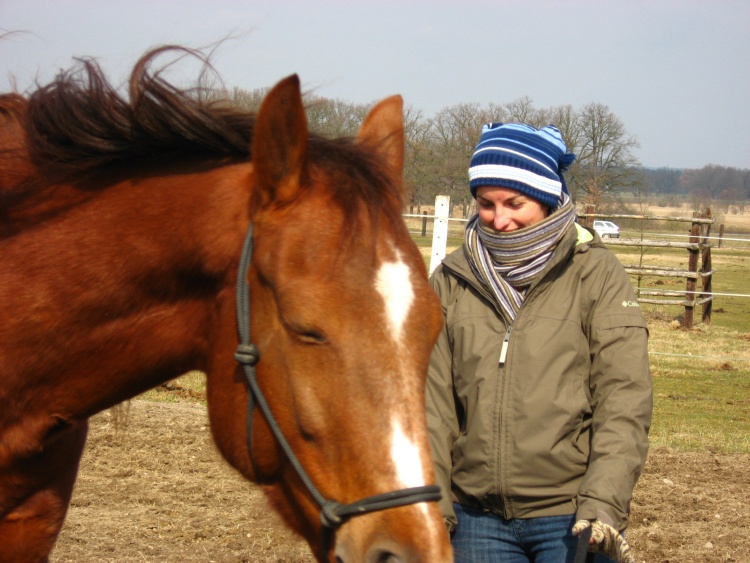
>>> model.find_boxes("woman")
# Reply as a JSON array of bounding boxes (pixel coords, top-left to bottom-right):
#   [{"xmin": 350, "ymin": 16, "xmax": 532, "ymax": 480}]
[{"xmin": 426, "ymin": 123, "xmax": 652, "ymax": 563}]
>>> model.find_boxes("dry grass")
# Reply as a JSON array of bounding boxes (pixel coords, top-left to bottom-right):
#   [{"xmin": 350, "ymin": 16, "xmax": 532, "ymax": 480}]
[{"xmin": 53, "ymin": 400, "xmax": 750, "ymax": 562}]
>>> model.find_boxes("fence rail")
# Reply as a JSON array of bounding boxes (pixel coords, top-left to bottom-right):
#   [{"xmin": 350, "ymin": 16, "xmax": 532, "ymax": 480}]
[
  {"xmin": 610, "ymin": 238, "xmax": 704, "ymax": 250},
  {"xmin": 629, "ymin": 232, "xmax": 750, "ymax": 244},
  {"xmin": 577, "ymin": 212, "xmax": 714, "ymax": 224}
]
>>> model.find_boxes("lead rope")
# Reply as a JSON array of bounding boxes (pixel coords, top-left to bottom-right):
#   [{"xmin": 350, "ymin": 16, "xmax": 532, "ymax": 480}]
[{"xmin": 233, "ymin": 225, "xmax": 442, "ymax": 545}]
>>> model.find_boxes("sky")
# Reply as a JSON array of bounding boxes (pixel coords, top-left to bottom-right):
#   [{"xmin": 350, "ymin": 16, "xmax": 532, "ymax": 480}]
[{"xmin": 2, "ymin": 0, "xmax": 749, "ymax": 170}]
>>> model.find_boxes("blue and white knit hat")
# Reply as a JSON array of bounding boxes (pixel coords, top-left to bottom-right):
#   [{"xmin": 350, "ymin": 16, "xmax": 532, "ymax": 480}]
[{"xmin": 468, "ymin": 123, "xmax": 576, "ymax": 208}]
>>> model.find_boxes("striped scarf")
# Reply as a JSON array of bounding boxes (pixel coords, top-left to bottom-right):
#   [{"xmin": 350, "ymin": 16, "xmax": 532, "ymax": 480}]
[{"xmin": 465, "ymin": 193, "xmax": 576, "ymax": 326}]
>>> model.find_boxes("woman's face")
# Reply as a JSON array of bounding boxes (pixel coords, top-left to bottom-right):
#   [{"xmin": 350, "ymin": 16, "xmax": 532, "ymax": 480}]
[{"xmin": 475, "ymin": 186, "xmax": 550, "ymax": 232}]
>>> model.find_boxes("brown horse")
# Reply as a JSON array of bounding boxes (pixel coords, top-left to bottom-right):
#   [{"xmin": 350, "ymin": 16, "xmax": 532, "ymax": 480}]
[{"xmin": 0, "ymin": 48, "xmax": 451, "ymax": 562}]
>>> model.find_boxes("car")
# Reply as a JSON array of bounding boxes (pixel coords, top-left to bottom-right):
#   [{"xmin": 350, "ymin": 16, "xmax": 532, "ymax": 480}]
[{"xmin": 593, "ymin": 220, "xmax": 620, "ymax": 239}]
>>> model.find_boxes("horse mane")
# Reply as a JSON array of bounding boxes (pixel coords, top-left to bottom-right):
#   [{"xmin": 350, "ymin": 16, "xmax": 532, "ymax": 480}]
[
  {"xmin": 24, "ymin": 46, "xmax": 255, "ymax": 172},
  {"xmin": 13, "ymin": 46, "xmax": 403, "ymax": 224}
]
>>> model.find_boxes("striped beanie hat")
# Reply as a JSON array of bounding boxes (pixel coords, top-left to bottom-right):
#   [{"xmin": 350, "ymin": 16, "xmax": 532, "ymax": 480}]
[{"xmin": 468, "ymin": 123, "xmax": 576, "ymax": 208}]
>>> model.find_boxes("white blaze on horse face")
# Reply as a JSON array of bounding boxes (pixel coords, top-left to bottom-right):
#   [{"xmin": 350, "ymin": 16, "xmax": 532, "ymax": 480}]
[
  {"xmin": 391, "ymin": 420, "xmax": 426, "ymax": 489},
  {"xmin": 374, "ymin": 251, "xmax": 414, "ymax": 344},
  {"xmin": 376, "ymin": 252, "xmax": 435, "ymax": 524},
  {"xmin": 390, "ymin": 421, "xmax": 434, "ymax": 524}
]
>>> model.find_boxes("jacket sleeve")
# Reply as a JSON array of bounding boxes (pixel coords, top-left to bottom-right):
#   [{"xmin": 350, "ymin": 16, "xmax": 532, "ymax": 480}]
[
  {"xmin": 577, "ymin": 251, "xmax": 653, "ymax": 531},
  {"xmin": 425, "ymin": 266, "xmax": 460, "ymax": 531}
]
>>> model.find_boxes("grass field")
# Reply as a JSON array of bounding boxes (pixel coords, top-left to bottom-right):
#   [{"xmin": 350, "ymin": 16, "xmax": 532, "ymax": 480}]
[
  {"xmin": 589, "ymin": 207, "xmax": 749, "ymax": 453},
  {"xmin": 635, "ymin": 247, "xmax": 750, "ymax": 453}
]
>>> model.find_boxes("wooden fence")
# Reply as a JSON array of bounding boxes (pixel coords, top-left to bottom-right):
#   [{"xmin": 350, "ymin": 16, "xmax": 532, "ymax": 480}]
[{"xmin": 577, "ymin": 207, "xmax": 715, "ymax": 328}]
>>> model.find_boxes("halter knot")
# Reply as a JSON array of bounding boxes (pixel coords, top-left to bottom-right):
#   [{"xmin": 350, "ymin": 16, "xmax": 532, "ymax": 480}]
[
  {"xmin": 234, "ymin": 343, "xmax": 260, "ymax": 366},
  {"xmin": 320, "ymin": 501, "xmax": 345, "ymax": 528}
]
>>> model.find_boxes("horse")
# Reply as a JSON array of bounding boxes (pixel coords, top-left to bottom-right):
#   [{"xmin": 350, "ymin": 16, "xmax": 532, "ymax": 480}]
[{"xmin": 0, "ymin": 48, "xmax": 451, "ymax": 562}]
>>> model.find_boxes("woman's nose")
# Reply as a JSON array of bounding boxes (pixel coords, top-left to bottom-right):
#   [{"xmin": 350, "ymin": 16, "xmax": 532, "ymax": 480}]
[{"xmin": 493, "ymin": 209, "xmax": 511, "ymax": 231}]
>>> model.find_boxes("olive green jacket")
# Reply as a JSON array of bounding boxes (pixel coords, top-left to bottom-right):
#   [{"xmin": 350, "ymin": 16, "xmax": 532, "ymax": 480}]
[{"xmin": 426, "ymin": 223, "xmax": 652, "ymax": 532}]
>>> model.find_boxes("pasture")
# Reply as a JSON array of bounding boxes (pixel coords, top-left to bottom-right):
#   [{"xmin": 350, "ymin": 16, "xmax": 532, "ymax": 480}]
[
  {"xmin": 51, "ymin": 399, "xmax": 749, "ymax": 562},
  {"xmin": 52, "ymin": 203, "xmax": 750, "ymax": 562}
]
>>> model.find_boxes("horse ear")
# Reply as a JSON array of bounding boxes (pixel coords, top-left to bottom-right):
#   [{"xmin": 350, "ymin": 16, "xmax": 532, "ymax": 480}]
[
  {"xmin": 251, "ymin": 74, "xmax": 309, "ymax": 210},
  {"xmin": 357, "ymin": 95, "xmax": 405, "ymax": 179}
]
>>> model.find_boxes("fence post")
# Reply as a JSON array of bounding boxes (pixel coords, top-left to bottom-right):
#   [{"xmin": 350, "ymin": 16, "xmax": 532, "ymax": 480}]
[
  {"xmin": 684, "ymin": 215, "xmax": 700, "ymax": 329},
  {"xmin": 584, "ymin": 205, "xmax": 595, "ymax": 228},
  {"xmin": 718, "ymin": 224, "xmax": 724, "ymax": 248},
  {"xmin": 421, "ymin": 211, "xmax": 428, "ymax": 237},
  {"xmin": 429, "ymin": 195, "xmax": 451, "ymax": 275},
  {"xmin": 701, "ymin": 209, "xmax": 713, "ymax": 324}
]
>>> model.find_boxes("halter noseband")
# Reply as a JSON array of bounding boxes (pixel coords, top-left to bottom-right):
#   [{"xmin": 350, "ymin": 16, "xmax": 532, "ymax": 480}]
[{"xmin": 233, "ymin": 224, "xmax": 441, "ymax": 547}]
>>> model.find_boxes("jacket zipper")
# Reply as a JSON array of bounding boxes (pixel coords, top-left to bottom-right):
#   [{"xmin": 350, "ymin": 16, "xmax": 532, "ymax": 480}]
[
  {"xmin": 497, "ymin": 323, "xmax": 512, "ymax": 518},
  {"xmin": 499, "ymin": 325, "xmax": 512, "ymax": 366}
]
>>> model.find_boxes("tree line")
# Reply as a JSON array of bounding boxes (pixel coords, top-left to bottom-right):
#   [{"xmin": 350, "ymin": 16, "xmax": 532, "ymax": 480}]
[
  {"xmin": 643, "ymin": 166, "xmax": 750, "ymax": 213},
  {"xmin": 215, "ymin": 86, "xmax": 750, "ymax": 214}
]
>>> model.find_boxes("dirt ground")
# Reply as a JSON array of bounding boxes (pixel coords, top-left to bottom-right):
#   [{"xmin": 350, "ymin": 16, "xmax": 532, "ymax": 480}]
[{"xmin": 52, "ymin": 400, "xmax": 749, "ymax": 563}]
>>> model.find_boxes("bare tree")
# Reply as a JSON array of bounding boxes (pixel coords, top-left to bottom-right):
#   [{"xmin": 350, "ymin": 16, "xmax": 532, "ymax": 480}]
[
  {"xmin": 227, "ymin": 86, "xmax": 269, "ymax": 112},
  {"xmin": 214, "ymin": 87, "xmax": 677, "ymax": 216},
  {"xmin": 403, "ymin": 105, "xmax": 438, "ymax": 210},
  {"xmin": 302, "ymin": 95, "xmax": 370, "ymax": 138},
  {"xmin": 427, "ymin": 103, "xmax": 502, "ymax": 213},
  {"xmin": 573, "ymin": 102, "xmax": 641, "ymax": 199},
  {"xmin": 505, "ymin": 96, "xmax": 545, "ymax": 127},
  {"xmin": 545, "ymin": 104, "xmax": 581, "ymax": 155}
]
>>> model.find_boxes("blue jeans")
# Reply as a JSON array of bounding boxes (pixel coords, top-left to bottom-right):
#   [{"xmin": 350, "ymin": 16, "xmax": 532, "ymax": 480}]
[{"xmin": 451, "ymin": 503, "xmax": 614, "ymax": 563}]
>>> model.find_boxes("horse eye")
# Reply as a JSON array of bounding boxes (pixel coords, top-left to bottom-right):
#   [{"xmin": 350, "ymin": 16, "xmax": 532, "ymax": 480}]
[
  {"xmin": 297, "ymin": 329, "xmax": 327, "ymax": 345},
  {"xmin": 283, "ymin": 319, "xmax": 327, "ymax": 344}
]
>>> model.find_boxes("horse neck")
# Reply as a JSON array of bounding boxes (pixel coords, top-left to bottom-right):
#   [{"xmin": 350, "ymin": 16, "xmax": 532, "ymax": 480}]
[{"xmin": 0, "ymin": 161, "xmax": 252, "ymax": 417}]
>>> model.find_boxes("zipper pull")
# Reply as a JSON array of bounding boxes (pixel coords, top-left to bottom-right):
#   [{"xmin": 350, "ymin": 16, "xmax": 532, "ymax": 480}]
[{"xmin": 499, "ymin": 327, "xmax": 512, "ymax": 365}]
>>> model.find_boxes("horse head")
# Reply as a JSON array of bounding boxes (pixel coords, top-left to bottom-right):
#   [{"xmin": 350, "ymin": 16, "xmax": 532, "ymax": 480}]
[{"xmin": 209, "ymin": 75, "xmax": 451, "ymax": 562}]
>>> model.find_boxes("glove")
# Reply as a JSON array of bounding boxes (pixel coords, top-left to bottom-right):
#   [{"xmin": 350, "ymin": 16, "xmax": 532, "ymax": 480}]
[{"xmin": 572, "ymin": 519, "xmax": 635, "ymax": 563}]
